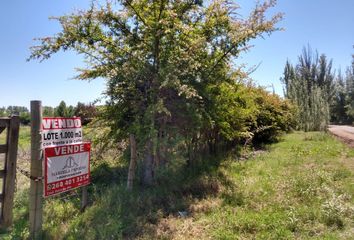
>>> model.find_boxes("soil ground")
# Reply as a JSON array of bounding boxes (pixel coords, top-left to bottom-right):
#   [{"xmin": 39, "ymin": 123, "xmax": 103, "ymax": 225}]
[{"xmin": 328, "ymin": 125, "xmax": 354, "ymax": 147}]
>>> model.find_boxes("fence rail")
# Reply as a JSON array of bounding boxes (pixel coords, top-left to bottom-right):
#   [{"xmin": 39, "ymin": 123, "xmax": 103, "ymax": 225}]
[{"xmin": 0, "ymin": 116, "xmax": 20, "ymax": 229}]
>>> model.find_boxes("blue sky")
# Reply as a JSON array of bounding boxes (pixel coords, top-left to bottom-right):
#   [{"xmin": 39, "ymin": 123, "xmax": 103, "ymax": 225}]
[{"xmin": 0, "ymin": 0, "xmax": 353, "ymax": 108}]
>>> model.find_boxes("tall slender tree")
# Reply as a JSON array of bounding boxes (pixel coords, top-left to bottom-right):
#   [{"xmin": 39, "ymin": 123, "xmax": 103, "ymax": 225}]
[
  {"xmin": 282, "ymin": 46, "xmax": 334, "ymax": 131},
  {"xmin": 344, "ymin": 55, "xmax": 354, "ymax": 120},
  {"xmin": 331, "ymin": 70, "xmax": 347, "ymax": 123}
]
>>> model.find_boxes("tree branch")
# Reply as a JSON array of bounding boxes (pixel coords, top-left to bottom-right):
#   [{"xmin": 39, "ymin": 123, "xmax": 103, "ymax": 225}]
[{"xmin": 125, "ymin": 0, "xmax": 148, "ymax": 27}]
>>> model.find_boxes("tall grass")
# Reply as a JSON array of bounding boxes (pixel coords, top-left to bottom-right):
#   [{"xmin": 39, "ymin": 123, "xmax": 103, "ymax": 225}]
[{"xmin": 1, "ymin": 132, "xmax": 354, "ymax": 239}]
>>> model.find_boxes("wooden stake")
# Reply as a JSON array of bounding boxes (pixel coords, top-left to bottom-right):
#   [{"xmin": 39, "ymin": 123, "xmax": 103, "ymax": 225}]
[
  {"xmin": 29, "ymin": 101, "xmax": 43, "ymax": 239},
  {"xmin": 127, "ymin": 134, "xmax": 137, "ymax": 190},
  {"xmin": 1, "ymin": 115, "xmax": 20, "ymax": 228},
  {"xmin": 81, "ymin": 186, "xmax": 88, "ymax": 212}
]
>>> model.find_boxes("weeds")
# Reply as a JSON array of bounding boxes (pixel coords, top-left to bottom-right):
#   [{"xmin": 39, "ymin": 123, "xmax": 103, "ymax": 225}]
[{"xmin": 1, "ymin": 132, "xmax": 354, "ymax": 239}]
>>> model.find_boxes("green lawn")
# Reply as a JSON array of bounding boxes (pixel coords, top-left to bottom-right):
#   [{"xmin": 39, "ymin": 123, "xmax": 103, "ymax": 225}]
[
  {"xmin": 198, "ymin": 132, "xmax": 354, "ymax": 240},
  {"xmin": 1, "ymin": 131, "xmax": 354, "ymax": 239},
  {"xmin": 0, "ymin": 125, "xmax": 30, "ymax": 147}
]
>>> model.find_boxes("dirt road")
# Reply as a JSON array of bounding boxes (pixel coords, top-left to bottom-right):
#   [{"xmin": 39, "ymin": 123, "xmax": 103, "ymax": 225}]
[{"xmin": 328, "ymin": 125, "xmax": 354, "ymax": 147}]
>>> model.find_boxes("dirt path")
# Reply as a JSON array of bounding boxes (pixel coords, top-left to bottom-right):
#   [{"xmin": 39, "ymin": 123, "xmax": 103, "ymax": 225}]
[{"xmin": 328, "ymin": 125, "xmax": 354, "ymax": 147}]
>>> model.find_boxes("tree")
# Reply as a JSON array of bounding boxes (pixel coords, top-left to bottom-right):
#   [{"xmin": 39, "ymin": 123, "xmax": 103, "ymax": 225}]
[
  {"xmin": 30, "ymin": 0, "xmax": 282, "ymax": 186},
  {"xmin": 55, "ymin": 101, "xmax": 67, "ymax": 117},
  {"xmin": 344, "ymin": 56, "xmax": 354, "ymax": 121},
  {"xmin": 43, "ymin": 106, "xmax": 55, "ymax": 117},
  {"xmin": 330, "ymin": 71, "xmax": 347, "ymax": 123},
  {"xmin": 5, "ymin": 106, "xmax": 31, "ymax": 124},
  {"xmin": 0, "ymin": 107, "xmax": 8, "ymax": 117},
  {"xmin": 19, "ymin": 112, "xmax": 31, "ymax": 125},
  {"xmin": 6, "ymin": 106, "xmax": 28, "ymax": 115},
  {"xmin": 75, "ymin": 102, "xmax": 97, "ymax": 125},
  {"xmin": 55, "ymin": 101, "xmax": 75, "ymax": 117},
  {"xmin": 282, "ymin": 46, "xmax": 334, "ymax": 131}
]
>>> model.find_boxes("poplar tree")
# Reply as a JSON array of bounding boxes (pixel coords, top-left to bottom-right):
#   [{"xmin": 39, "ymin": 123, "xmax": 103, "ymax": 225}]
[
  {"xmin": 282, "ymin": 46, "xmax": 334, "ymax": 131},
  {"xmin": 330, "ymin": 71, "xmax": 347, "ymax": 123},
  {"xmin": 344, "ymin": 56, "xmax": 354, "ymax": 120}
]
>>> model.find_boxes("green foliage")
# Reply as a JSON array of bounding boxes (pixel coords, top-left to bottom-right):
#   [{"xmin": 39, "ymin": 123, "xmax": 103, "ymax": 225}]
[
  {"xmin": 0, "ymin": 107, "xmax": 7, "ymax": 117},
  {"xmin": 316, "ymin": 46, "xmax": 354, "ymax": 124},
  {"xmin": 251, "ymin": 87, "xmax": 297, "ymax": 143},
  {"xmin": 55, "ymin": 100, "xmax": 75, "ymax": 117},
  {"xmin": 0, "ymin": 106, "xmax": 31, "ymax": 125},
  {"xmin": 55, "ymin": 101, "xmax": 67, "ymax": 117},
  {"xmin": 29, "ymin": 0, "xmax": 295, "ymax": 185},
  {"xmin": 19, "ymin": 112, "xmax": 30, "ymax": 125},
  {"xmin": 282, "ymin": 46, "xmax": 334, "ymax": 131},
  {"xmin": 204, "ymin": 82, "xmax": 296, "ymax": 146},
  {"xmin": 75, "ymin": 102, "xmax": 97, "ymax": 125},
  {"xmin": 43, "ymin": 106, "xmax": 55, "ymax": 117},
  {"xmin": 330, "ymin": 71, "xmax": 347, "ymax": 123},
  {"xmin": 342, "ymin": 56, "xmax": 354, "ymax": 122},
  {"xmin": 6, "ymin": 106, "xmax": 28, "ymax": 115}
]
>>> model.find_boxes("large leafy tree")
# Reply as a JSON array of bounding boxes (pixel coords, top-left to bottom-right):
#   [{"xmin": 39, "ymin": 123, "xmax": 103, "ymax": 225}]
[{"xmin": 30, "ymin": 0, "xmax": 282, "ymax": 185}]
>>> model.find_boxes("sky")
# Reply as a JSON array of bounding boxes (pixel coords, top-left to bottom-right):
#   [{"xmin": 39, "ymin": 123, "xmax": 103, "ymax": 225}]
[{"xmin": 0, "ymin": 0, "xmax": 353, "ymax": 109}]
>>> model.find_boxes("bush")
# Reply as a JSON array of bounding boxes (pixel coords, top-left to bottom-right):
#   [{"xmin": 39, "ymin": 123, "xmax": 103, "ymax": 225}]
[
  {"xmin": 19, "ymin": 112, "xmax": 30, "ymax": 125},
  {"xmin": 203, "ymin": 82, "xmax": 296, "ymax": 148},
  {"xmin": 251, "ymin": 88, "xmax": 297, "ymax": 143},
  {"xmin": 75, "ymin": 102, "xmax": 97, "ymax": 125}
]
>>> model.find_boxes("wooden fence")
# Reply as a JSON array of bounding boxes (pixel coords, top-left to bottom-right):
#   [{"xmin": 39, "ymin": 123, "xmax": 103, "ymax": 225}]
[{"xmin": 0, "ymin": 116, "xmax": 20, "ymax": 228}]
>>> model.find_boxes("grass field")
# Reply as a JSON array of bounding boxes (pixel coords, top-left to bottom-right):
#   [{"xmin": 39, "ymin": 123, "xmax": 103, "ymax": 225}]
[
  {"xmin": 1, "ymin": 131, "xmax": 354, "ymax": 239},
  {"xmin": 0, "ymin": 125, "xmax": 30, "ymax": 148}
]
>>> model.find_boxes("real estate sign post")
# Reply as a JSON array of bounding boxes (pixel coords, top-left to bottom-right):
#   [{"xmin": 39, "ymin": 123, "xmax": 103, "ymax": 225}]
[
  {"xmin": 41, "ymin": 117, "xmax": 90, "ymax": 197},
  {"xmin": 30, "ymin": 108, "xmax": 92, "ymax": 237}
]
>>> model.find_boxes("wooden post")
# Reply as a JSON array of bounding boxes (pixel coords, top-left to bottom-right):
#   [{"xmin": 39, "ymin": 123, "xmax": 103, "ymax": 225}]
[
  {"xmin": 1, "ymin": 115, "xmax": 20, "ymax": 228},
  {"xmin": 127, "ymin": 134, "xmax": 137, "ymax": 190},
  {"xmin": 29, "ymin": 101, "xmax": 43, "ymax": 239},
  {"xmin": 81, "ymin": 186, "xmax": 88, "ymax": 212}
]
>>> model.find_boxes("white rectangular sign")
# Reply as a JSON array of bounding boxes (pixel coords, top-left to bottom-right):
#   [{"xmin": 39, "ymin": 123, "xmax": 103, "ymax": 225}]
[
  {"xmin": 41, "ymin": 117, "xmax": 83, "ymax": 148},
  {"xmin": 44, "ymin": 143, "xmax": 91, "ymax": 197}
]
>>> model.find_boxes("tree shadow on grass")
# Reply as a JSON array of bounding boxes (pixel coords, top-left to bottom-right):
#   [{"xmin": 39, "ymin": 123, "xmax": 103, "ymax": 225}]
[
  {"xmin": 1, "ymin": 147, "xmax": 247, "ymax": 239},
  {"xmin": 63, "ymin": 151, "xmax": 241, "ymax": 239}
]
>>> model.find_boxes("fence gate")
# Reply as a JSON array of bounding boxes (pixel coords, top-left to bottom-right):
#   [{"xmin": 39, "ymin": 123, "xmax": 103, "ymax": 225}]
[{"xmin": 0, "ymin": 116, "xmax": 20, "ymax": 228}]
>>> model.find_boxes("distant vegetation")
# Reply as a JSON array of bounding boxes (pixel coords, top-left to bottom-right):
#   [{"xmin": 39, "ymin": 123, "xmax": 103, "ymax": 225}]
[
  {"xmin": 0, "ymin": 106, "xmax": 30, "ymax": 125},
  {"xmin": 282, "ymin": 45, "xmax": 354, "ymax": 130},
  {"xmin": 0, "ymin": 101, "xmax": 97, "ymax": 125}
]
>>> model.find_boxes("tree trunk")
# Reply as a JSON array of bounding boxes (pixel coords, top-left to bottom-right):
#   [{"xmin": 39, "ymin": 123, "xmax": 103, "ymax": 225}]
[
  {"xmin": 157, "ymin": 123, "xmax": 168, "ymax": 167},
  {"xmin": 127, "ymin": 134, "xmax": 137, "ymax": 190},
  {"xmin": 143, "ymin": 139, "xmax": 154, "ymax": 185}
]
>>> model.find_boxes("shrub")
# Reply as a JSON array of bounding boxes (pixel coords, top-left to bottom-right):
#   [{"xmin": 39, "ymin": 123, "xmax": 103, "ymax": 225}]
[{"xmin": 251, "ymin": 88, "xmax": 297, "ymax": 143}]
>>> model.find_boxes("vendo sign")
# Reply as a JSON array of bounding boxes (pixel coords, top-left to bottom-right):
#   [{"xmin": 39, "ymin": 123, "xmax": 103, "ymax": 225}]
[
  {"xmin": 41, "ymin": 117, "xmax": 83, "ymax": 148},
  {"xmin": 44, "ymin": 142, "xmax": 90, "ymax": 197}
]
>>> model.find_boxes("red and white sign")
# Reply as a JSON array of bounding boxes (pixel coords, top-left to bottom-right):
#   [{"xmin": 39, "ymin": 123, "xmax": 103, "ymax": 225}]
[
  {"xmin": 44, "ymin": 142, "xmax": 90, "ymax": 197},
  {"xmin": 41, "ymin": 117, "xmax": 83, "ymax": 148}
]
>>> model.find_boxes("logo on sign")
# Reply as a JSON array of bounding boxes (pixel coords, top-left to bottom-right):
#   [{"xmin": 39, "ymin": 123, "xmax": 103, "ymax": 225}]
[{"xmin": 62, "ymin": 156, "xmax": 79, "ymax": 170}]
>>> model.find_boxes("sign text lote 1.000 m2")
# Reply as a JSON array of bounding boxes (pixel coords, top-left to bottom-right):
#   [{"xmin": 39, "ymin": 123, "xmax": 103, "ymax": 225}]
[{"xmin": 60, "ymin": 130, "xmax": 82, "ymax": 139}]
